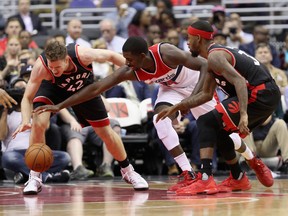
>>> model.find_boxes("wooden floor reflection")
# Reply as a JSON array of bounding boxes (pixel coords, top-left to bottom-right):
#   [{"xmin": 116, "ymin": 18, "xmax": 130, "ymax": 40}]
[{"xmin": 0, "ymin": 174, "xmax": 288, "ymax": 216}]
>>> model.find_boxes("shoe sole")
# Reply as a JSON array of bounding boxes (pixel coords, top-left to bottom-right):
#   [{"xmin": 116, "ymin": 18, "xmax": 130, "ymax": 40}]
[
  {"xmin": 23, "ymin": 187, "xmax": 42, "ymax": 195},
  {"xmin": 177, "ymin": 188, "xmax": 219, "ymax": 196},
  {"xmin": 134, "ymin": 187, "xmax": 149, "ymax": 191}
]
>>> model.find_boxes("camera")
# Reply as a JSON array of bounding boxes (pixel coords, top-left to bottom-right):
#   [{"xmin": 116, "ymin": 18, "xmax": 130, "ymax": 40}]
[{"xmin": 229, "ymin": 27, "xmax": 237, "ymax": 34}]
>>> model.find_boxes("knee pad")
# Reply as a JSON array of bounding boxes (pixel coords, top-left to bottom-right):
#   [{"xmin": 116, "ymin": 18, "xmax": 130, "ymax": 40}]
[
  {"xmin": 197, "ymin": 111, "xmax": 219, "ymax": 148},
  {"xmin": 229, "ymin": 133, "xmax": 242, "ymax": 150},
  {"xmin": 217, "ymin": 131, "xmax": 236, "ymax": 161},
  {"xmin": 153, "ymin": 114, "xmax": 172, "ymax": 139},
  {"xmin": 153, "ymin": 114, "xmax": 179, "ymax": 150}
]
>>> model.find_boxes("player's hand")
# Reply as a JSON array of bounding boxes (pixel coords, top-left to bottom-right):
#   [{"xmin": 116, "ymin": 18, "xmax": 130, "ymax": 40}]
[
  {"xmin": 156, "ymin": 105, "xmax": 179, "ymax": 122},
  {"xmin": 70, "ymin": 120, "xmax": 82, "ymax": 132},
  {"xmin": 0, "ymin": 88, "xmax": 17, "ymax": 108},
  {"xmin": 238, "ymin": 112, "xmax": 250, "ymax": 136},
  {"xmin": 12, "ymin": 122, "xmax": 32, "ymax": 139},
  {"xmin": 33, "ymin": 104, "xmax": 61, "ymax": 114}
]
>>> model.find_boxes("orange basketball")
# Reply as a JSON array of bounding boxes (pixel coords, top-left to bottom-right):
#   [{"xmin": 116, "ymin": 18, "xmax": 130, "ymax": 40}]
[{"xmin": 25, "ymin": 143, "xmax": 54, "ymax": 172}]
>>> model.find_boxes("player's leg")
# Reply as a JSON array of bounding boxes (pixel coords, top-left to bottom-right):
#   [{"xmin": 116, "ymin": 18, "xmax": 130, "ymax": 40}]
[
  {"xmin": 176, "ymin": 110, "xmax": 219, "ymax": 195},
  {"xmin": 93, "ymin": 125, "xmax": 148, "ymax": 190},
  {"xmin": 23, "ymin": 111, "xmax": 51, "ymax": 195}
]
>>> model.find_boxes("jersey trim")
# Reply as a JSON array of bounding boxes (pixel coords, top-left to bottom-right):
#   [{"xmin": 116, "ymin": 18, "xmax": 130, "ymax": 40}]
[{"xmin": 39, "ymin": 55, "xmax": 55, "ymax": 83}]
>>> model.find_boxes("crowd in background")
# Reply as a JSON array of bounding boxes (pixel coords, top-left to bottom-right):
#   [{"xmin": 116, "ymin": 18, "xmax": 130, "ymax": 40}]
[{"xmin": 1, "ymin": 0, "xmax": 288, "ymax": 183}]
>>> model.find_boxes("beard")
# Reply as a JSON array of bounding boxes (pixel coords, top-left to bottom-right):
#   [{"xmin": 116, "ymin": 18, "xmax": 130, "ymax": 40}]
[{"xmin": 191, "ymin": 51, "xmax": 199, "ymax": 57}]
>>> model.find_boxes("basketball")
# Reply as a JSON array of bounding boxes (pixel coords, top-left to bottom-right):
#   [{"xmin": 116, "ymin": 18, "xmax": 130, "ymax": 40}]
[{"xmin": 25, "ymin": 143, "xmax": 54, "ymax": 172}]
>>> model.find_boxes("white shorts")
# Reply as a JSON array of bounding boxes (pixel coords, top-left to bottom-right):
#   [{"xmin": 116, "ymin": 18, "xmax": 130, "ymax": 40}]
[{"xmin": 155, "ymin": 84, "xmax": 216, "ymax": 120}]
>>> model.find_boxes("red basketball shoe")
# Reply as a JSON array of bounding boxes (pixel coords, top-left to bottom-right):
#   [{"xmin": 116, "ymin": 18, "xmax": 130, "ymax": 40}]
[
  {"xmin": 167, "ymin": 170, "xmax": 197, "ymax": 193},
  {"xmin": 176, "ymin": 173, "xmax": 218, "ymax": 196},
  {"xmin": 246, "ymin": 155, "xmax": 274, "ymax": 187},
  {"xmin": 217, "ymin": 172, "xmax": 251, "ymax": 192}
]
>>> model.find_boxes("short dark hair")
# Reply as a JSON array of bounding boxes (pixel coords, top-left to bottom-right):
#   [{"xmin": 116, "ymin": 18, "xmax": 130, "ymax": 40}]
[
  {"xmin": 255, "ymin": 42, "xmax": 271, "ymax": 52},
  {"xmin": 45, "ymin": 40, "xmax": 67, "ymax": 61},
  {"xmin": 190, "ymin": 20, "xmax": 214, "ymax": 33},
  {"xmin": 122, "ymin": 36, "xmax": 148, "ymax": 55}
]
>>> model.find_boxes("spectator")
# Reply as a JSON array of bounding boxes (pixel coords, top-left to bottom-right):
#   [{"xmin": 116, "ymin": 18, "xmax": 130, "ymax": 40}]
[
  {"xmin": 222, "ymin": 13, "xmax": 253, "ymax": 48},
  {"xmin": 8, "ymin": 0, "xmax": 46, "ymax": 35},
  {"xmin": 127, "ymin": 0, "xmax": 147, "ymax": 11},
  {"xmin": 166, "ymin": 29, "xmax": 181, "ymax": 48},
  {"xmin": 244, "ymin": 115, "xmax": 288, "ymax": 174},
  {"xmin": 0, "ymin": 85, "xmax": 70, "ymax": 184},
  {"xmin": 213, "ymin": 31, "xmax": 228, "ymax": 46},
  {"xmin": 105, "ymin": 0, "xmax": 136, "ymax": 38},
  {"xmin": 178, "ymin": 17, "xmax": 198, "ymax": 51},
  {"xmin": 146, "ymin": 24, "xmax": 161, "ymax": 46},
  {"xmin": 66, "ymin": 19, "xmax": 91, "ymax": 48},
  {"xmin": 0, "ymin": 36, "xmax": 22, "ymax": 86},
  {"xmin": 239, "ymin": 25, "xmax": 281, "ymax": 68},
  {"xmin": 210, "ymin": 5, "xmax": 227, "ymax": 32},
  {"xmin": 99, "ymin": 19, "xmax": 126, "ymax": 53},
  {"xmin": 255, "ymin": 43, "xmax": 288, "ymax": 118},
  {"xmin": 157, "ymin": 9, "xmax": 178, "ymax": 38},
  {"xmin": 280, "ymin": 32, "xmax": 288, "ymax": 72},
  {"xmin": 18, "ymin": 30, "xmax": 41, "ymax": 57},
  {"xmin": 128, "ymin": 9, "xmax": 152, "ymax": 39},
  {"xmin": 0, "ymin": 18, "xmax": 22, "ymax": 56},
  {"xmin": 57, "ymin": 108, "xmax": 95, "ymax": 180}
]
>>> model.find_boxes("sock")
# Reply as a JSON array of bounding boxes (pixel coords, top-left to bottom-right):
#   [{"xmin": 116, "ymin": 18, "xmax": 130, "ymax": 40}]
[
  {"xmin": 174, "ymin": 153, "xmax": 192, "ymax": 172},
  {"xmin": 200, "ymin": 159, "xmax": 213, "ymax": 176},
  {"xmin": 30, "ymin": 170, "xmax": 40, "ymax": 177},
  {"xmin": 118, "ymin": 157, "xmax": 130, "ymax": 168},
  {"xmin": 229, "ymin": 163, "xmax": 243, "ymax": 180},
  {"xmin": 241, "ymin": 146, "xmax": 254, "ymax": 160}
]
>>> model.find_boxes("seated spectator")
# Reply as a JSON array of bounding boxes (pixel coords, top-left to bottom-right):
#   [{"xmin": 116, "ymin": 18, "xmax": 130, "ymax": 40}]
[
  {"xmin": 166, "ymin": 29, "xmax": 181, "ymax": 48},
  {"xmin": 99, "ymin": 19, "xmax": 126, "ymax": 53},
  {"xmin": 213, "ymin": 31, "xmax": 228, "ymax": 46},
  {"xmin": 244, "ymin": 115, "xmax": 288, "ymax": 174},
  {"xmin": 0, "ymin": 18, "xmax": 22, "ymax": 56},
  {"xmin": 8, "ymin": 0, "xmax": 46, "ymax": 35},
  {"xmin": 157, "ymin": 9, "xmax": 178, "ymax": 38},
  {"xmin": 128, "ymin": 9, "xmax": 152, "ymax": 39},
  {"xmin": 105, "ymin": 0, "xmax": 136, "ymax": 38},
  {"xmin": 0, "ymin": 36, "xmax": 22, "ymax": 86},
  {"xmin": 255, "ymin": 43, "xmax": 288, "ymax": 118},
  {"xmin": 0, "ymin": 84, "xmax": 70, "ymax": 184},
  {"xmin": 146, "ymin": 24, "xmax": 162, "ymax": 46},
  {"xmin": 239, "ymin": 25, "xmax": 281, "ymax": 68},
  {"xmin": 57, "ymin": 108, "xmax": 94, "ymax": 180},
  {"xmin": 222, "ymin": 13, "xmax": 253, "ymax": 48},
  {"xmin": 210, "ymin": 5, "xmax": 227, "ymax": 32},
  {"xmin": 18, "ymin": 30, "xmax": 42, "ymax": 57},
  {"xmin": 19, "ymin": 64, "xmax": 33, "ymax": 82},
  {"xmin": 279, "ymin": 32, "xmax": 288, "ymax": 72},
  {"xmin": 65, "ymin": 19, "xmax": 91, "ymax": 48}
]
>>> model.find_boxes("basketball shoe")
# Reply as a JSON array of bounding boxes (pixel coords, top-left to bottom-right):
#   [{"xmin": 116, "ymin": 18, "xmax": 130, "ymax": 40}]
[
  {"xmin": 217, "ymin": 172, "xmax": 251, "ymax": 192},
  {"xmin": 246, "ymin": 155, "xmax": 274, "ymax": 187},
  {"xmin": 176, "ymin": 173, "xmax": 218, "ymax": 195},
  {"xmin": 23, "ymin": 172, "xmax": 43, "ymax": 195},
  {"xmin": 167, "ymin": 170, "xmax": 197, "ymax": 193},
  {"xmin": 121, "ymin": 164, "xmax": 149, "ymax": 191}
]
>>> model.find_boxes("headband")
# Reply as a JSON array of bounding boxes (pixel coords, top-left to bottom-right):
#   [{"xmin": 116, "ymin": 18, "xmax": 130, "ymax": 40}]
[{"xmin": 187, "ymin": 26, "xmax": 213, "ymax": 40}]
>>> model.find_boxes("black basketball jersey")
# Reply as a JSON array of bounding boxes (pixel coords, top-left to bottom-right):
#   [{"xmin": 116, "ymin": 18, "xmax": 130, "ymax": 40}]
[
  {"xmin": 208, "ymin": 44, "xmax": 273, "ymax": 97},
  {"xmin": 39, "ymin": 43, "xmax": 94, "ymax": 93}
]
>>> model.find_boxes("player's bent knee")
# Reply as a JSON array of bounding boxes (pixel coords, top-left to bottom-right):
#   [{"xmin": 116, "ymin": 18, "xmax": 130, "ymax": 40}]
[{"xmin": 153, "ymin": 114, "xmax": 172, "ymax": 139}]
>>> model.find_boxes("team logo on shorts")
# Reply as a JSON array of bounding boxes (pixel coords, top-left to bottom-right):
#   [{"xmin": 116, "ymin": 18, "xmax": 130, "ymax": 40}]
[{"xmin": 228, "ymin": 101, "xmax": 239, "ymax": 113}]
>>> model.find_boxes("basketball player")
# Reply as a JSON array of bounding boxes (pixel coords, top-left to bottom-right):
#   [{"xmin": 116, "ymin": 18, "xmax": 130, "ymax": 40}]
[
  {"xmin": 12, "ymin": 40, "xmax": 148, "ymax": 195},
  {"xmin": 34, "ymin": 37, "xmax": 273, "ymax": 194},
  {"xmin": 156, "ymin": 20, "xmax": 280, "ymax": 195}
]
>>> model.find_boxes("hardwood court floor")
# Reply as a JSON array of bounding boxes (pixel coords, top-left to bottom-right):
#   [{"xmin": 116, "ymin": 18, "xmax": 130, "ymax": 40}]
[{"xmin": 0, "ymin": 174, "xmax": 288, "ymax": 216}]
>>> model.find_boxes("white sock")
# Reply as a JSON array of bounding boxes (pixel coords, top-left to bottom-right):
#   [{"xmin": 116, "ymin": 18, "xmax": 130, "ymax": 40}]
[
  {"xmin": 174, "ymin": 153, "xmax": 192, "ymax": 172},
  {"xmin": 241, "ymin": 147, "xmax": 254, "ymax": 160},
  {"xmin": 30, "ymin": 170, "xmax": 41, "ymax": 177}
]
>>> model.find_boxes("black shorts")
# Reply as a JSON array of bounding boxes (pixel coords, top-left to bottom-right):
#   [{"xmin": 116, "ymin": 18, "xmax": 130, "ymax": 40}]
[
  {"xmin": 33, "ymin": 80, "xmax": 109, "ymax": 127},
  {"xmin": 214, "ymin": 80, "xmax": 281, "ymax": 136}
]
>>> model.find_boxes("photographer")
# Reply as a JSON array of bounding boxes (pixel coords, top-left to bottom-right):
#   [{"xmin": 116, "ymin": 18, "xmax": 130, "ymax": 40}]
[{"xmin": 222, "ymin": 13, "xmax": 253, "ymax": 48}]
